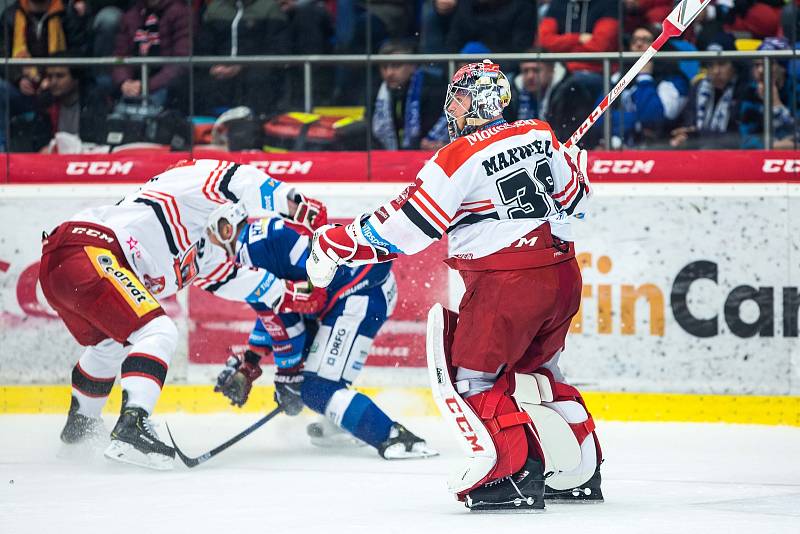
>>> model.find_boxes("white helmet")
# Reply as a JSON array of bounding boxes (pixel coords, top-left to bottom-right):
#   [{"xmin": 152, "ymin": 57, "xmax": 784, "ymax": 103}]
[
  {"xmin": 444, "ymin": 59, "xmax": 511, "ymax": 141},
  {"xmin": 206, "ymin": 202, "xmax": 248, "ymax": 256}
]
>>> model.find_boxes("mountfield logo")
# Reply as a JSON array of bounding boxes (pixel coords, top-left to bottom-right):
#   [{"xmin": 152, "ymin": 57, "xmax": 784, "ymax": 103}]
[
  {"xmin": 591, "ymin": 160, "xmax": 654, "ymax": 174},
  {"xmin": 66, "ymin": 161, "xmax": 134, "ymax": 175},
  {"xmin": 572, "ymin": 253, "xmax": 799, "ymax": 338}
]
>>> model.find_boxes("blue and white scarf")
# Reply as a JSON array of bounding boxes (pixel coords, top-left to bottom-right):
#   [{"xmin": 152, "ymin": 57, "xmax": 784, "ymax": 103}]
[
  {"xmin": 695, "ymin": 77, "xmax": 736, "ymax": 133},
  {"xmin": 372, "ymin": 69, "xmax": 424, "ymax": 150}
]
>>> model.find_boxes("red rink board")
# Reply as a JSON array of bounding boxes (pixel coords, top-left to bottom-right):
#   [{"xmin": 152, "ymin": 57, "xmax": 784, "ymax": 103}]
[{"xmin": 1, "ymin": 150, "xmax": 798, "ymax": 184}]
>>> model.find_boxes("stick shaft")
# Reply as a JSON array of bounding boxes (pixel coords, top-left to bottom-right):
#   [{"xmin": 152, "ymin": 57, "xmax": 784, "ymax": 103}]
[{"xmin": 565, "ymin": 0, "xmax": 711, "ymax": 148}]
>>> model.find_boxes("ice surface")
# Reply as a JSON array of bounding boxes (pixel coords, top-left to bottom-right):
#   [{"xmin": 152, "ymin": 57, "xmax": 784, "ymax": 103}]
[{"xmin": 1, "ymin": 415, "xmax": 799, "ymax": 534}]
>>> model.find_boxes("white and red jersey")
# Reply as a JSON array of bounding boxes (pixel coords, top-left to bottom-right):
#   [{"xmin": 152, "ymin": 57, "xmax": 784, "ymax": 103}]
[
  {"xmin": 358, "ymin": 119, "xmax": 592, "ymax": 264},
  {"xmin": 72, "ymin": 159, "xmax": 295, "ymax": 302}
]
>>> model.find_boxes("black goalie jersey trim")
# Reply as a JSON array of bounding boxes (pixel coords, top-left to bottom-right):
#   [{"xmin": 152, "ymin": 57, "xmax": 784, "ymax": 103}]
[{"xmin": 401, "ymin": 202, "xmax": 442, "ymax": 240}]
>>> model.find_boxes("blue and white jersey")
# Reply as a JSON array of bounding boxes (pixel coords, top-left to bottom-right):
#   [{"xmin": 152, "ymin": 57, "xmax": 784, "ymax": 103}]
[
  {"xmin": 235, "ymin": 217, "xmax": 393, "ymax": 310},
  {"xmin": 235, "ymin": 216, "xmax": 394, "ymax": 370}
]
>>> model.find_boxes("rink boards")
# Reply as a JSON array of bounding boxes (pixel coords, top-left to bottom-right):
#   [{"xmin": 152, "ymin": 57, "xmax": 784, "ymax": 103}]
[{"xmin": 1, "ymin": 181, "xmax": 799, "ymax": 424}]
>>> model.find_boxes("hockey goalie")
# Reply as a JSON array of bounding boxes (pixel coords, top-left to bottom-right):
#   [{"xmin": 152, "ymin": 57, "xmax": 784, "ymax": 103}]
[{"xmin": 307, "ymin": 60, "xmax": 603, "ymax": 511}]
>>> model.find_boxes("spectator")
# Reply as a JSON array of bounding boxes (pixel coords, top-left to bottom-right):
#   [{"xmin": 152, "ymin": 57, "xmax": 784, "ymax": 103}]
[
  {"xmin": 112, "ymin": 0, "xmax": 190, "ymax": 108},
  {"xmin": 0, "ymin": 0, "xmax": 90, "ymax": 148},
  {"xmin": 510, "ymin": 52, "xmax": 567, "ymax": 121},
  {"xmin": 420, "ymin": 0, "xmax": 457, "ymax": 54},
  {"xmin": 604, "ymin": 26, "xmax": 690, "ymax": 148},
  {"xmin": 10, "ymin": 57, "xmax": 110, "ymax": 151},
  {"xmin": 89, "ymin": 0, "xmax": 128, "ymax": 56},
  {"xmin": 538, "ymin": 0, "xmax": 620, "ymax": 76},
  {"xmin": 670, "ymin": 33, "xmax": 749, "ymax": 149},
  {"xmin": 279, "ymin": 0, "xmax": 334, "ymax": 108},
  {"xmin": 444, "ymin": 0, "xmax": 536, "ymax": 55},
  {"xmin": 335, "ymin": 0, "xmax": 413, "ymax": 54},
  {"xmin": 623, "ymin": 0, "xmax": 671, "ymax": 33},
  {"xmin": 371, "ymin": 39, "xmax": 445, "ymax": 150},
  {"xmin": 195, "ymin": 0, "xmax": 291, "ymax": 115},
  {"xmin": 739, "ymin": 37, "xmax": 799, "ymax": 149},
  {"xmin": 538, "ymin": 0, "xmax": 619, "ymax": 144},
  {"xmin": 720, "ymin": 0, "xmax": 784, "ymax": 39}
]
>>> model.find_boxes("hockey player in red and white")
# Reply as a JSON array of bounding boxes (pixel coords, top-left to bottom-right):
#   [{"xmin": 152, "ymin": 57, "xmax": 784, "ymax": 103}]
[
  {"xmin": 38, "ymin": 159, "xmax": 326, "ymax": 470},
  {"xmin": 307, "ymin": 60, "xmax": 602, "ymax": 511}
]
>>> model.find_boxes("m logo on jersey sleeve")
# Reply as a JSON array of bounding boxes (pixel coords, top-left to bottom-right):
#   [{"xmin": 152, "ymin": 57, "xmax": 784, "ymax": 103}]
[{"xmin": 84, "ymin": 246, "xmax": 160, "ymax": 317}]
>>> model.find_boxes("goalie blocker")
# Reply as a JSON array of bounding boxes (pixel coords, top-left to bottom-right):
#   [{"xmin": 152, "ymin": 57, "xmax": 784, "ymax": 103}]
[{"xmin": 426, "ymin": 304, "xmax": 603, "ymax": 512}]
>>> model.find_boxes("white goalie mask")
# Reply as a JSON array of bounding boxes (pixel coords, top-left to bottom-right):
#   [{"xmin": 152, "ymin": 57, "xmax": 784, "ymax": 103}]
[
  {"xmin": 444, "ymin": 59, "xmax": 511, "ymax": 141},
  {"xmin": 206, "ymin": 202, "xmax": 248, "ymax": 257}
]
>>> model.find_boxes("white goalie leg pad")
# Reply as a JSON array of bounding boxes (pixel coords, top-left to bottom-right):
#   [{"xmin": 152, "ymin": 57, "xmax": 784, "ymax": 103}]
[
  {"xmin": 541, "ymin": 399, "xmax": 598, "ymax": 490},
  {"xmin": 426, "ymin": 304, "xmax": 497, "ymax": 494},
  {"xmin": 515, "ymin": 373, "xmax": 582, "ymax": 477}
]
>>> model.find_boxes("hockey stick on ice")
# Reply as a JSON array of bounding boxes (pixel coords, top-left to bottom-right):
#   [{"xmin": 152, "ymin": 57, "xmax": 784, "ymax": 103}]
[
  {"xmin": 564, "ymin": 0, "xmax": 712, "ymax": 149},
  {"xmin": 166, "ymin": 406, "xmax": 284, "ymax": 468}
]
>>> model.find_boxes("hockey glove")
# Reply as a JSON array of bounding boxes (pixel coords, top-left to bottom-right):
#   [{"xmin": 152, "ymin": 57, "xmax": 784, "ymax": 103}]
[
  {"xmin": 272, "ymin": 280, "xmax": 328, "ymax": 315},
  {"xmin": 286, "ymin": 193, "xmax": 328, "ymax": 236},
  {"xmin": 214, "ymin": 350, "xmax": 264, "ymax": 407},
  {"xmin": 274, "ymin": 365, "xmax": 304, "ymax": 416},
  {"xmin": 307, "ymin": 222, "xmax": 398, "ymax": 288}
]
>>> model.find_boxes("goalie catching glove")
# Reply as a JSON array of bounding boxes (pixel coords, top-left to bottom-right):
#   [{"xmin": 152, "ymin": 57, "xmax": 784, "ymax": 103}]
[
  {"xmin": 308, "ymin": 220, "xmax": 398, "ymax": 288},
  {"xmin": 215, "ymin": 348, "xmax": 264, "ymax": 407}
]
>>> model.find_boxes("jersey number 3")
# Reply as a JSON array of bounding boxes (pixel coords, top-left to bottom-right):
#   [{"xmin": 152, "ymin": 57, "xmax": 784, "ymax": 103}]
[{"xmin": 495, "ymin": 159, "xmax": 556, "ymax": 219}]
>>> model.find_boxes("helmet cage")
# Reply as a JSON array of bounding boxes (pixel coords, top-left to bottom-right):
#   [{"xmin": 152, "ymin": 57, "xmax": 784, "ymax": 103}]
[{"xmin": 444, "ymin": 60, "xmax": 511, "ymax": 141}]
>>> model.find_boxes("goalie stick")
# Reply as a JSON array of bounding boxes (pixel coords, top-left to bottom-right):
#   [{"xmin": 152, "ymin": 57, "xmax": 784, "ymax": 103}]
[
  {"xmin": 166, "ymin": 406, "xmax": 283, "ymax": 468},
  {"xmin": 564, "ymin": 0, "xmax": 712, "ymax": 149}
]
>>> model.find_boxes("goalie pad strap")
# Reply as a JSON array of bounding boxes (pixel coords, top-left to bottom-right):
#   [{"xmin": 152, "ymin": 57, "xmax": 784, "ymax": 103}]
[
  {"xmin": 569, "ymin": 417, "xmax": 596, "ymax": 445},
  {"xmin": 485, "ymin": 411, "xmax": 532, "ymax": 435}
]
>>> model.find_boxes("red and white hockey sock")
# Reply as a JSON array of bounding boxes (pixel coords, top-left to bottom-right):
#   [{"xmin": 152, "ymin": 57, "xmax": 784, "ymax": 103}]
[{"xmin": 120, "ymin": 316, "xmax": 177, "ymax": 414}]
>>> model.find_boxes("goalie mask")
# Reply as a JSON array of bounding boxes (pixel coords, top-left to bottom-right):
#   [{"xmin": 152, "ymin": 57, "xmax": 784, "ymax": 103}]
[
  {"xmin": 444, "ymin": 59, "xmax": 511, "ymax": 141},
  {"xmin": 206, "ymin": 202, "xmax": 248, "ymax": 257}
]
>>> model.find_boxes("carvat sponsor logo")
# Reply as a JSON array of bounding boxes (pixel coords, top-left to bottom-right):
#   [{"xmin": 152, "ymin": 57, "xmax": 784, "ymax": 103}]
[
  {"xmin": 96, "ymin": 254, "xmax": 154, "ymax": 305},
  {"xmin": 66, "ymin": 161, "xmax": 134, "ymax": 176},
  {"xmin": 574, "ymin": 253, "xmax": 798, "ymax": 339},
  {"xmin": 249, "ymin": 161, "xmax": 313, "ymax": 175}
]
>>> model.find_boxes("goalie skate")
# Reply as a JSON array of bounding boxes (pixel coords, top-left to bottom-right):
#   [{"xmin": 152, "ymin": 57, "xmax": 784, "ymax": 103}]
[
  {"xmin": 307, "ymin": 418, "xmax": 367, "ymax": 449},
  {"xmin": 545, "ymin": 465, "xmax": 604, "ymax": 503},
  {"xmin": 104, "ymin": 407, "xmax": 175, "ymax": 470},
  {"xmin": 378, "ymin": 423, "xmax": 439, "ymax": 459},
  {"xmin": 466, "ymin": 458, "xmax": 546, "ymax": 513}
]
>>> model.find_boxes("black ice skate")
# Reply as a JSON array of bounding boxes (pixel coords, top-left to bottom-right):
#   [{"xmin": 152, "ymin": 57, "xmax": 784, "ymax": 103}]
[
  {"xmin": 466, "ymin": 458, "xmax": 546, "ymax": 513},
  {"xmin": 545, "ymin": 465, "xmax": 604, "ymax": 503},
  {"xmin": 104, "ymin": 404, "xmax": 175, "ymax": 470},
  {"xmin": 60, "ymin": 396, "xmax": 106, "ymax": 445},
  {"xmin": 377, "ymin": 423, "xmax": 438, "ymax": 459}
]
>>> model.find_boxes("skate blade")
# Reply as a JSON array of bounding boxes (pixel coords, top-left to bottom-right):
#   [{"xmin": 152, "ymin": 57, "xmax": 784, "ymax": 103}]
[
  {"xmin": 467, "ymin": 497, "xmax": 545, "ymax": 513},
  {"xmin": 469, "ymin": 507, "xmax": 546, "ymax": 514},
  {"xmin": 545, "ymin": 497, "xmax": 604, "ymax": 504},
  {"xmin": 104, "ymin": 440, "xmax": 174, "ymax": 471},
  {"xmin": 309, "ymin": 435, "xmax": 368, "ymax": 449},
  {"xmin": 381, "ymin": 443, "xmax": 440, "ymax": 460}
]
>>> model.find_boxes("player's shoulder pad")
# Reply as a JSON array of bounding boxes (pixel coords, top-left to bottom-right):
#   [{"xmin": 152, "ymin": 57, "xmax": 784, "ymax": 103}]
[{"xmin": 432, "ymin": 120, "xmax": 559, "ymax": 178}]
